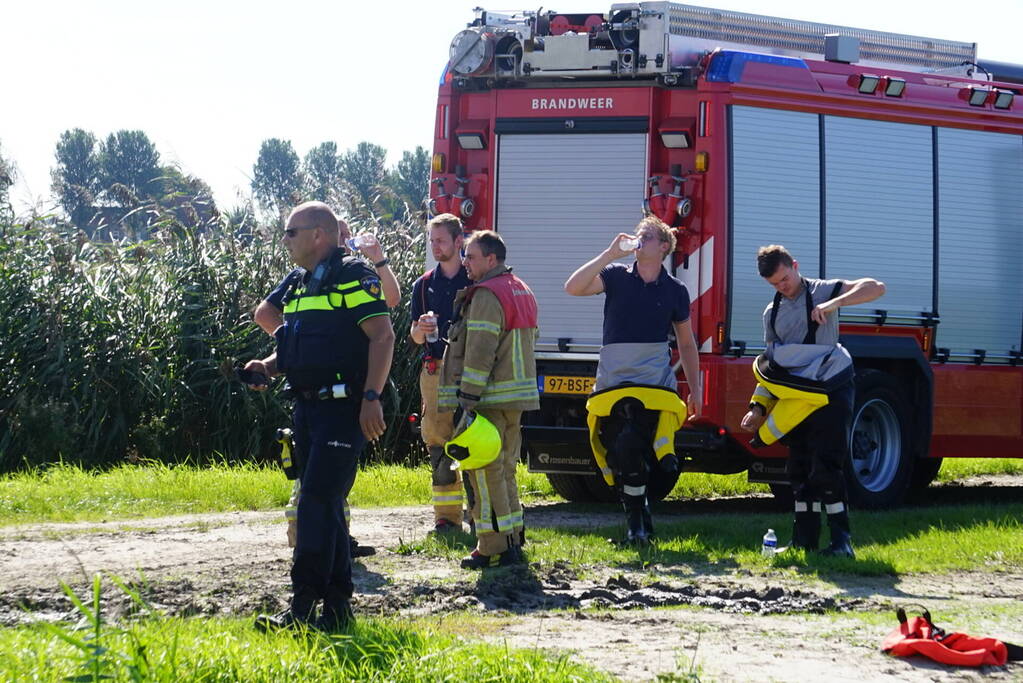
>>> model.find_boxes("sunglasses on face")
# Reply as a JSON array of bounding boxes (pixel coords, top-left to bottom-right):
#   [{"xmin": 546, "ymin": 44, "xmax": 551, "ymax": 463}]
[{"xmin": 283, "ymin": 226, "xmax": 317, "ymax": 238}]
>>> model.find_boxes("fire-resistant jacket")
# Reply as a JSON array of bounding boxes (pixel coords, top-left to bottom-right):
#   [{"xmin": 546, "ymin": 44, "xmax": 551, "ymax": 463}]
[
  {"xmin": 586, "ymin": 384, "xmax": 687, "ymax": 485},
  {"xmin": 747, "ymin": 344, "xmax": 854, "ymax": 446},
  {"xmin": 439, "ymin": 265, "xmax": 540, "ymax": 412}
]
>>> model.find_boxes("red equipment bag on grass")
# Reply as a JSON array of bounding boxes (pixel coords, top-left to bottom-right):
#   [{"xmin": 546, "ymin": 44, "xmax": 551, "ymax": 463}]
[{"xmin": 882, "ymin": 605, "xmax": 1023, "ymax": 667}]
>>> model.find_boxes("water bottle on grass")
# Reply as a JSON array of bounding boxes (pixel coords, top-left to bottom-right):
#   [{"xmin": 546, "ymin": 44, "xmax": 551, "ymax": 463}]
[{"xmin": 761, "ymin": 528, "xmax": 777, "ymax": 557}]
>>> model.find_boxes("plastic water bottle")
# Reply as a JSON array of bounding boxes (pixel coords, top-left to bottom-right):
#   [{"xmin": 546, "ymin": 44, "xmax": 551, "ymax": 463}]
[
  {"xmin": 345, "ymin": 234, "xmax": 376, "ymax": 252},
  {"xmin": 424, "ymin": 311, "xmax": 439, "ymax": 343},
  {"xmin": 761, "ymin": 528, "xmax": 778, "ymax": 557},
  {"xmin": 618, "ymin": 236, "xmax": 640, "ymax": 251}
]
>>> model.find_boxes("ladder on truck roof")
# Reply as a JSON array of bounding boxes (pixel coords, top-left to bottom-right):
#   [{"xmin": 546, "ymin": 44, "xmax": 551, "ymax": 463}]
[{"xmin": 662, "ymin": 2, "xmax": 976, "ymax": 71}]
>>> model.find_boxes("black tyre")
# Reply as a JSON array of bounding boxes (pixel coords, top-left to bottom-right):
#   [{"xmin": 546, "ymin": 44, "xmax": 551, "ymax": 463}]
[
  {"xmin": 581, "ymin": 465, "xmax": 680, "ymax": 503},
  {"xmin": 846, "ymin": 370, "xmax": 914, "ymax": 509},
  {"xmin": 768, "ymin": 482, "xmax": 794, "ymax": 510},
  {"xmin": 545, "ymin": 473, "xmax": 597, "ymax": 502},
  {"xmin": 909, "ymin": 457, "xmax": 943, "ymax": 493}
]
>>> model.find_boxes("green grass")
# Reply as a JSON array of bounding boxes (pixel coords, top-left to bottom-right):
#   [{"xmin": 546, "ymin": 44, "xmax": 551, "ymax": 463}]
[
  {"xmin": 2, "ymin": 457, "xmax": 1019, "ymax": 527},
  {"xmin": 936, "ymin": 456, "xmax": 1023, "ymax": 480},
  {"xmin": 0, "ymin": 461, "xmax": 561, "ymax": 526},
  {"xmin": 0, "ymin": 577, "xmax": 614, "ymax": 682}
]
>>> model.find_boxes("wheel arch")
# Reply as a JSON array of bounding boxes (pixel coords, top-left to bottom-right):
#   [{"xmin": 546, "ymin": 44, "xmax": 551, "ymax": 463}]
[{"xmin": 841, "ymin": 334, "xmax": 933, "ymax": 462}]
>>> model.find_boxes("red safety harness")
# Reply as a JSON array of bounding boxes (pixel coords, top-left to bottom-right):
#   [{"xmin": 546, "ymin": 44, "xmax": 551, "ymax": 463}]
[{"xmin": 882, "ymin": 605, "xmax": 1023, "ymax": 668}]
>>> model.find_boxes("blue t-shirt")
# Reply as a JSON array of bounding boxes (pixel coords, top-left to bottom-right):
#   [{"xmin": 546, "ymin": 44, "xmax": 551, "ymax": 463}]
[
  {"xmin": 410, "ymin": 264, "xmax": 472, "ymax": 359},
  {"xmin": 599, "ymin": 262, "xmax": 690, "ymax": 345}
]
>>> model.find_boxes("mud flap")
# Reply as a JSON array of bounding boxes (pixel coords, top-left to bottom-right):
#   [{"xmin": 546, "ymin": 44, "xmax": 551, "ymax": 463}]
[{"xmin": 522, "ymin": 425, "xmax": 596, "ymax": 475}]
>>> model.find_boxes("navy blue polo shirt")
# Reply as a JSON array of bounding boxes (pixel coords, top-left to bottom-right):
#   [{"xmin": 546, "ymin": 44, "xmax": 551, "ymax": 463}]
[
  {"xmin": 599, "ymin": 262, "xmax": 691, "ymax": 345},
  {"xmin": 410, "ymin": 264, "xmax": 472, "ymax": 359}
]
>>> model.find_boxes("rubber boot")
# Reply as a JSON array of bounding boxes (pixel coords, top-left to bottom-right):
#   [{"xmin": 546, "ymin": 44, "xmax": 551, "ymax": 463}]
[
  {"xmin": 820, "ymin": 509, "xmax": 855, "ymax": 558},
  {"xmin": 623, "ymin": 492, "xmax": 650, "ymax": 545},
  {"xmin": 790, "ymin": 508, "xmax": 821, "ymax": 551},
  {"xmin": 316, "ymin": 588, "xmax": 355, "ymax": 632},
  {"xmin": 255, "ymin": 589, "xmax": 317, "ymax": 632}
]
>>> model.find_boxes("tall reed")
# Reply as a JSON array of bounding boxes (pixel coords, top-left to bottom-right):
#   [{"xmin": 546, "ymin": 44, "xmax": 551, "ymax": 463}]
[{"xmin": 0, "ymin": 201, "xmax": 429, "ymax": 472}]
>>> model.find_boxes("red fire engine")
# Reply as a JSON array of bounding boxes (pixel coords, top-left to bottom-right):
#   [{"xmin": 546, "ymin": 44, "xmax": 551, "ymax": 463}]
[{"xmin": 428, "ymin": 2, "xmax": 1023, "ymax": 509}]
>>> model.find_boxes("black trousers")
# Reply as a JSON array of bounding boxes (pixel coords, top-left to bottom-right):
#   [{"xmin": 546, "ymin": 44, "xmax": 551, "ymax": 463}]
[
  {"xmin": 784, "ymin": 382, "xmax": 854, "ymax": 506},
  {"xmin": 291, "ymin": 399, "xmax": 363, "ymax": 602}
]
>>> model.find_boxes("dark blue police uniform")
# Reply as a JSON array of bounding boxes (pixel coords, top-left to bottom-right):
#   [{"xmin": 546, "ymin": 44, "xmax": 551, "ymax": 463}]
[{"xmin": 273, "ymin": 247, "xmax": 388, "ymax": 617}]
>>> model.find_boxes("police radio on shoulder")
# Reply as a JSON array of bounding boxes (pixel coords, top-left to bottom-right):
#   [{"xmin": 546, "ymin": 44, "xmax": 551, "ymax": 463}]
[{"xmin": 363, "ymin": 389, "xmax": 381, "ymax": 402}]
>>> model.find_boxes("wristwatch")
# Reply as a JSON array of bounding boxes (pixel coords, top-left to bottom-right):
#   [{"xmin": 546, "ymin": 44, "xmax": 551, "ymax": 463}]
[{"xmin": 363, "ymin": 389, "xmax": 381, "ymax": 402}]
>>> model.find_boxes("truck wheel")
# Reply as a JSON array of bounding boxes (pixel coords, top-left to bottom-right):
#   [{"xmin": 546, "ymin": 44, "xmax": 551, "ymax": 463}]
[
  {"xmin": 768, "ymin": 483, "xmax": 794, "ymax": 510},
  {"xmin": 909, "ymin": 457, "xmax": 943, "ymax": 494},
  {"xmin": 647, "ymin": 470, "xmax": 681, "ymax": 502},
  {"xmin": 545, "ymin": 473, "xmax": 596, "ymax": 502},
  {"xmin": 847, "ymin": 370, "xmax": 914, "ymax": 509},
  {"xmin": 582, "ymin": 469, "xmax": 679, "ymax": 503}
]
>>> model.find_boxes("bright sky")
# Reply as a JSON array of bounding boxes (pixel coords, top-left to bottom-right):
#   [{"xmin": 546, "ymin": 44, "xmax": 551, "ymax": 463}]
[{"xmin": 2, "ymin": 0, "xmax": 1020, "ymax": 215}]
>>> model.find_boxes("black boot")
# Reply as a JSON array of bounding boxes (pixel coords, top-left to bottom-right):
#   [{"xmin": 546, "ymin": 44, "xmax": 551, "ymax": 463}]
[
  {"xmin": 623, "ymin": 492, "xmax": 650, "ymax": 545},
  {"xmin": 316, "ymin": 591, "xmax": 355, "ymax": 632},
  {"xmin": 820, "ymin": 508, "xmax": 855, "ymax": 558},
  {"xmin": 255, "ymin": 590, "xmax": 317, "ymax": 632},
  {"xmin": 790, "ymin": 505, "xmax": 821, "ymax": 551}
]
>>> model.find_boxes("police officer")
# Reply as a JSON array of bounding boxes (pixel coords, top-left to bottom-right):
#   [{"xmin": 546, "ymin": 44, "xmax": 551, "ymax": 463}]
[
  {"xmin": 245, "ymin": 201, "xmax": 394, "ymax": 630},
  {"xmin": 409, "ymin": 214, "xmax": 472, "ymax": 532},
  {"xmin": 254, "ymin": 217, "xmax": 399, "ymax": 557}
]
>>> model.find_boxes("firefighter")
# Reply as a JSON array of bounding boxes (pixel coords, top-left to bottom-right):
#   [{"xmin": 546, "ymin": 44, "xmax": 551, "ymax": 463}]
[
  {"xmin": 564, "ymin": 217, "xmax": 702, "ymax": 544},
  {"xmin": 439, "ymin": 230, "xmax": 539, "ymax": 568},
  {"xmin": 740, "ymin": 245, "xmax": 885, "ymax": 558},
  {"xmin": 254, "ymin": 217, "xmax": 399, "ymax": 558},
  {"xmin": 409, "ymin": 214, "xmax": 473, "ymax": 533},
  {"xmin": 245, "ymin": 201, "xmax": 394, "ymax": 631}
]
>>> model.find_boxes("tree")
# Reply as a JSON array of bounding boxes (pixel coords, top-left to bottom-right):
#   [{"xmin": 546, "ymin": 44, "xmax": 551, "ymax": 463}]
[
  {"xmin": 339, "ymin": 142, "xmax": 387, "ymax": 215},
  {"xmin": 303, "ymin": 142, "xmax": 341, "ymax": 203},
  {"xmin": 51, "ymin": 128, "xmax": 102, "ymax": 229},
  {"xmin": 99, "ymin": 130, "xmax": 162, "ymax": 204},
  {"xmin": 156, "ymin": 165, "xmax": 218, "ymax": 227},
  {"xmin": 386, "ymin": 146, "xmax": 431, "ymax": 219},
  {"xmin": 252, "ymin": 138, "xmax": 303, "ymax": 218}
]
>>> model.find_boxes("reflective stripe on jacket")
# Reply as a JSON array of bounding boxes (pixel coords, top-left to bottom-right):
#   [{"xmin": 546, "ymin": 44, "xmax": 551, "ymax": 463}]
[
  {"xmin": 440, "ymin": 265, "xmax": 540, "ymax": 411},
  {"xmin": 586, "ymin": 384, "xmax": 687, "ymax": 486},
  {"xmin": 748, "ymin": 354, "xmax": 831, "ymax": 446}
]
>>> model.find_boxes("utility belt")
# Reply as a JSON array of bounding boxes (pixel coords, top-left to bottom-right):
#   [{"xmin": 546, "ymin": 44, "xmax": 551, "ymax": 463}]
[{"xmin": 282, "ymin": 381, "xmax": 350, "ymax": 401}]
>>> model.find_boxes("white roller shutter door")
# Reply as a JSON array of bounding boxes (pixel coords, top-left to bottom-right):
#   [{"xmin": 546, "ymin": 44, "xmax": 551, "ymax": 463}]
[
  {"xmin": 730, "ymin": 106, "xmax": 821, "ymax": 349},
  {"xmin": 495, "ymin": 133, "xmax": 648, "ymax": 350},
  {"xmin": 824, "ymin": 116, "xmax": 933, "ymax": 315},
  {"xmin": 937, "ymin": 128, "xmax": 1023, "ymax": 358}
]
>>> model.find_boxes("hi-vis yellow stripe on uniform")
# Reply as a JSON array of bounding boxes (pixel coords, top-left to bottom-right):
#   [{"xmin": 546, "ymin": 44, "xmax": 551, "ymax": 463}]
[{"xmin": 283, "ymin": 280, "xmax": 373, "ymax": 313}]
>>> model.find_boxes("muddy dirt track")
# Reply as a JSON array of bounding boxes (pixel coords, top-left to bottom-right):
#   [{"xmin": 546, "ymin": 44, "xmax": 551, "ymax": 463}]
[{"xmin": 2, "ymin": 476, "xmax": 1022, "ymax": 681}]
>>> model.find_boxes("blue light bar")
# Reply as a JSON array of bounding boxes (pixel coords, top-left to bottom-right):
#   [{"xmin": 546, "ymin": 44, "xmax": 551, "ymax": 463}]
[{"xmin": 706, "ymin": 50, "xmax": 809, "ymax": 83}]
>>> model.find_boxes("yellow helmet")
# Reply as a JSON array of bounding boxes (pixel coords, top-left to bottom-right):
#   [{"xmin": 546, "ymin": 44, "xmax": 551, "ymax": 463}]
[{"xmin": 444, "ymin": 412, "xmax": 501, "ymax": 470}]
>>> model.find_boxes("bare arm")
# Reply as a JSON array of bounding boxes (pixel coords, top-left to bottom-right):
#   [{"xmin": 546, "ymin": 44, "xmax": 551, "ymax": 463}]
[
  {"xmin": 564, "ymin": 233, "xmax": 634, "ymax": 296},
  {"xmin": 811, "ymin": 278, "xmax": 887, "ymax": 325},
  {"xmin": 359, "ymin": 237, "xmax": 401, "ymax": 308},
  {"xmin": 672, "ymin": 319, "xmax": 703, "ymax": 420},
  {"xmin": 359, "ymin": 314, "xmax": 396, "ymax": 441},
  {"xmin": 254, "ymin": 300, "xmax": 283, "ymax": 337}
]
